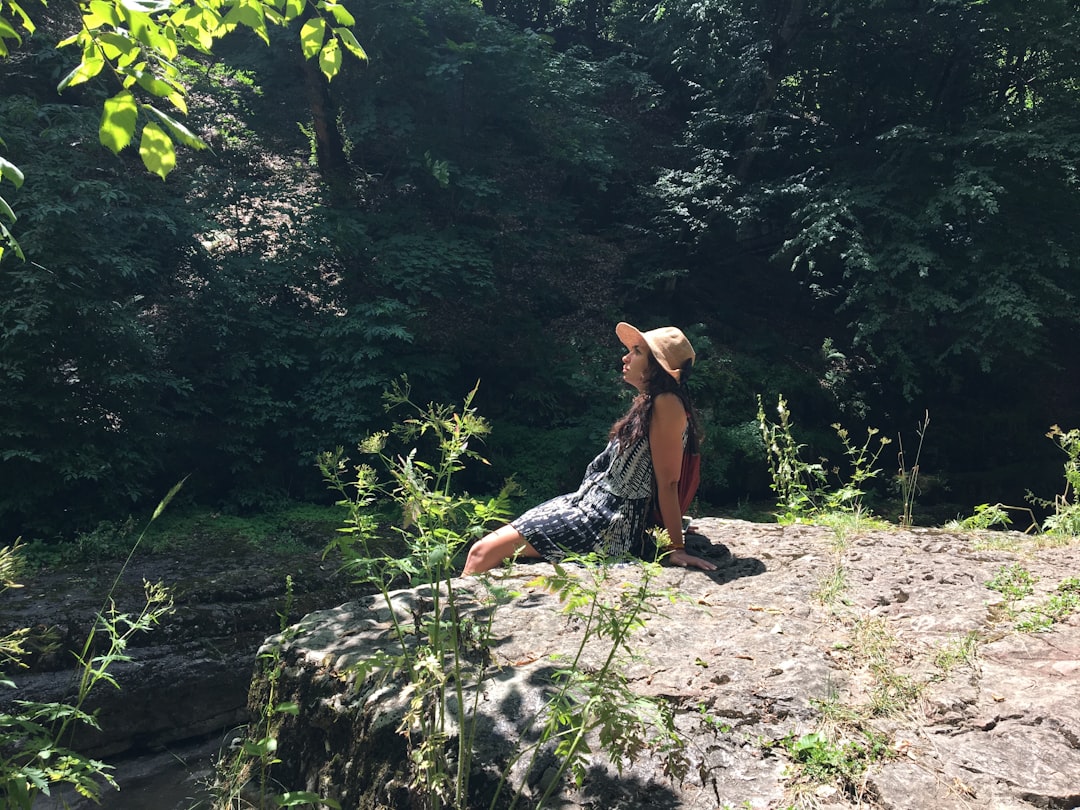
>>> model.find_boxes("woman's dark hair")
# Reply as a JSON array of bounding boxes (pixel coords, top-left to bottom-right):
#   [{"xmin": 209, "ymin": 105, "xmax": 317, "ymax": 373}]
[{"xmin": 610, "ymin": 355, "xmax": 700, "ymax": 453}]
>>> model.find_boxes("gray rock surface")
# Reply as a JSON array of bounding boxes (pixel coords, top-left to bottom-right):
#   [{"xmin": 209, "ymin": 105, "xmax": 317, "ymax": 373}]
[
  {"xmin": 0, "ymin": 545, "xmax": 352, "ymax": 758},
  {"xmin": 247, "ymin": 518, "xmax": 1080, "ymax": 810}
]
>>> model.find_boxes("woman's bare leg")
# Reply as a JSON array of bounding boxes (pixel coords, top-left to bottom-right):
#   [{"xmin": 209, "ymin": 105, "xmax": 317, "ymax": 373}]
[{"xmin": 463, "ymin": 525, "xmax": 541, "ymax": 575}]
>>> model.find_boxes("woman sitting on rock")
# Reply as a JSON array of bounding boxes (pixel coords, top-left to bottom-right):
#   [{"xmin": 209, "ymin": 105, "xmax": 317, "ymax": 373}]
[{"xmin": 463, "ymin": 322, "xmax": 717, "ymax": 574}]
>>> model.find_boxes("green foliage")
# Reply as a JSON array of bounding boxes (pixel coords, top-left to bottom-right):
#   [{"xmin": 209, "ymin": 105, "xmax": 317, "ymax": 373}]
[
  {"xmin": 985, "ymin": 564, "xmax": 1037, "ymax": 618},
  {"xmin": 0, "ymin": 91, "xmax": 194, "ymax": 531},
  {"xmin": 307, "ymin": 382, "xmax": 686, "ymax": 808},
  {"xmin": 315, "ymin": 380, "xmax": 517, "ymax": 807},
  {"xmin": 1028, "ymin": 425, "xmax": 1080, "ymax": 536},
  {"xmin": 645, "ymin": 0, "xmax": 1080, "ymax": 399},
  {"xmin": 492, "ymin": 557, "xmax": 688, "ymax": 807},
  {"xmin": 1, "ymin": 0, "xmax": 665, "ymax": 535},
  {"xmin": 894, "ymin": 411, "xmax": 929, "ymax": 529},
  {"xmin": 756, "ymin": 394, "xmax": 891, "ymax": 525},
  {"xmin": 931, "ymin": 632, "xmax": 980, "ymax": 677},
  {"xmin": 850, "ymin": 616, "xmax": 923, "ymax": 716},
  {"xmin": 946, "ymin": 503, "xmax": 1013, "ymax": 532},
  {"xmin": 813, "ymin": 563, "xmax": 847, "ymax": 607},
  {"xmin": 781, "ymin": 728, "xmax": 891, "ymax": 798},
  {"xmin": 756, "ymin": 394, "xmax": 822, "ymax": 522},
  {"xmin": 1015, "ymin": 578, "xmax": 1080, "ymax": 633},
  {"xmin": 215, "ymin": 575, "xmax": 343, "ymax": 809},
  {"xmin": 0, "ymin": 0, "xmax": 366, "ymax": 260},
  {"xmin": 987, "ymin": 565, "xmax": 1080, "ymax": 634},
  {"xmin": 0, "ymin": 491, "xmax": 177, "ymax": 808}
]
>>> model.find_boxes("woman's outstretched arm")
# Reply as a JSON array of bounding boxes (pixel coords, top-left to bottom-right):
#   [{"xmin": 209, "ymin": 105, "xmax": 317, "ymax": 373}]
[{"xmin": 649, "ymin": 393, "xmax": 716, "ymax": 571}]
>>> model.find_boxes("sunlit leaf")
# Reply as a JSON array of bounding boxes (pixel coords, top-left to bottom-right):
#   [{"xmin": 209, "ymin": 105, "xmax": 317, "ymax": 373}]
[
  {"xmin": 222, "ymin": 2, "xmax": 269, "ymax": 45},
  {"xmin": 6, "ymin": 0, "xmax": 34, "ymax": 34},
  {"xmin": 134, "ymin": 71, "xmax": 180, "ymax": 100},
  {"xmin": 121, "ymin": 0, "xmax": 174, "ymax": 12},
  {"xmin": 0, "ymin": 156, "xmax": 25, "ymax": 188},
  {"xmin": 57, "ymin": 55, "xmax": 105, "ymax": 91},
  {"xmin": 0, "ymin": 218, "xmax": 24, "ymax": 261},
  {"xmin": 0, "ymin": 16, "xmax": 22, "ymax": 51},
  {"xmin": 299, "ymin": 16, "xmax": 326, "ymax": 59},
  {"xmin": 318, "ymin": 37, "xmax": 341, "ymax": 80},
  {"xmin": 146, "ymin": 105, "xmax": 206, "ymax": 150},
  {"xmin": 99, "ymin": 90, "xmax": 138, "ymax": 153},
  {"xmin": 139, "ymin": 122, "xmax": 176, "ymax": 179},
  {"xmin": 96, "ymin": 31, "xmax": 138, "ymax": 61},
  {"xmin": 325, "ymin": 2, "xmax": 354, "ymax": 26},
  {"xmin": 334, "ymin": 27, "xmax": 366, "ymax": 61},
  {"xmin": 85, "ymin": 0, "xmax": 122, "ymax": 28},
  {"xmin": 56, "ymin": 30, "xmax": 82, "ymax": 48}
]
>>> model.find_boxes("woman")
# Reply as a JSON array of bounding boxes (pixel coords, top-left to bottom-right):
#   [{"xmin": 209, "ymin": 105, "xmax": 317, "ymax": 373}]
[{"xmin": 463, "ymin": 322, "xmax": 717, "ymax": 574}]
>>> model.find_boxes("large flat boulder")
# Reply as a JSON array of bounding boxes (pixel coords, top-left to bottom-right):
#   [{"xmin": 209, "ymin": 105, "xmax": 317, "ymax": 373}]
[{"xmin": 243, "ymin": 519, "xmax": 1080, "ymax": 809}]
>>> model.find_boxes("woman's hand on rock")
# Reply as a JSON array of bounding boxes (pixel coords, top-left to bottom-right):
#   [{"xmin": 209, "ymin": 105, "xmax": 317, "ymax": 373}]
[{"xmin": 667, "ymin": 548, "xmax": 717, "ymax": 571}]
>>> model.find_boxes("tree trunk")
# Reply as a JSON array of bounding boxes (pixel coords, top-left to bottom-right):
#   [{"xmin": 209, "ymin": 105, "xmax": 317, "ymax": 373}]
[{"xmin": 298, "ymin": 39, "xmax": 351, "ymax": 202}]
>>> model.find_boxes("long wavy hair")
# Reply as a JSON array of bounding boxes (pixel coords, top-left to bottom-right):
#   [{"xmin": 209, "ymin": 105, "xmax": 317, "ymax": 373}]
[{"xmin": 610, "ymin": 354, "xmax": 700, "ymax": 454}]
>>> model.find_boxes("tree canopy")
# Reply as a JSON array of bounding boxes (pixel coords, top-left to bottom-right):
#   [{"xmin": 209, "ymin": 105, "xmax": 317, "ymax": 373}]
[{"xmin": 3, "ymin": 0, "xmax": 1079, "ymax": 536}]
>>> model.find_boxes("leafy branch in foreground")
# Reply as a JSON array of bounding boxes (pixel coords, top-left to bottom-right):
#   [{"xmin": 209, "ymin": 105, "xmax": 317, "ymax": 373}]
[{"xmin": 0, "ymin": 0, "xmax": 367, "ymax": 258}]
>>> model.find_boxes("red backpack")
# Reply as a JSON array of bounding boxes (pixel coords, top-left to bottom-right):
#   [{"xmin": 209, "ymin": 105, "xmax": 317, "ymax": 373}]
[{"xmin": 651, "ymin": 446, "xmax": 701, "ymax": 527}]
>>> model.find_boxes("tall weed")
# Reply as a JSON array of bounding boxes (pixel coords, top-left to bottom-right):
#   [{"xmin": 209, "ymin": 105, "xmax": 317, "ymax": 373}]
[
  {"xmin": 304, "ymin": 379, "xmax": 684, "ymax": 809},
  {"xmin": 756, "ymin": 394, "xmax": 891, "ymax": 525},
  {"xmin": 1028, "ymin": 425, "xmax": 1080, "ymax": 536},
  {"xmin": 0, "ymin": 485, "xmax": 180, "ymax": 808}
]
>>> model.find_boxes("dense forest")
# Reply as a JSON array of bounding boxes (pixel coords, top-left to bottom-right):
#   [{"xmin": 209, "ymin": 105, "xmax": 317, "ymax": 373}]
[{"xmin": 2, "ymin": 0, "xmax": 1079, "ymax": 540}]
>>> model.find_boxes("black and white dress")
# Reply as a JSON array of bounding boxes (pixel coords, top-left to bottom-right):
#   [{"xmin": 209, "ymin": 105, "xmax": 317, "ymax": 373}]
[{"xmin": 511, "ymin": 436, "xmax": 656, "ymax": 561}]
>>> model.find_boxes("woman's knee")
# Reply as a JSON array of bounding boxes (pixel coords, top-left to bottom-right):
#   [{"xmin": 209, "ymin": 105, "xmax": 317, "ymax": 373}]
[{"xmin": 463, "ymin": 527, "xmax": 534, "ymax": 574}]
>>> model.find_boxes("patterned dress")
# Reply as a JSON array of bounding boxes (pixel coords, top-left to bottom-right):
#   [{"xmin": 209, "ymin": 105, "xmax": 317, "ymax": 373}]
[{"xmin": 511, "ymin": 436, "xmax": 657, "ymax": 562}]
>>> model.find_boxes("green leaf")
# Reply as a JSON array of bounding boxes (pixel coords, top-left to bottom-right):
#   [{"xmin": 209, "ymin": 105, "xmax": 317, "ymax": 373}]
[
  {"xmin": 170, "ymin": 5, "xmax": 222, "ymax": 50},
  {"xmin": 57, "ymin": 55, "xmax": 105, "ymax": 91},
  {"xmin": 283, "ymin": 0, "xmax": 304, "ymax": 20},
  {"xmin": 134, "ymin": 71, "xmax": 178, "ymax": 100},
  {"xmin": 0, "ymin": 16, "xmax": 22, "ymax": 52},
  {"xmin": 0, "ymin": 156, "xmax": 25, "ymax": 188},
  {"xmin": 99, "ymin": 90, "xmax": 138, "ymax": 154},
  {"xmin": 221, "ymin": 1, "xmax": 269, "ymax": 45},
  {"xmin": 139, "ymin": 122, "xmax": 176, "ymax": 179},
  {"xmin": 96, "ymin": 31, "xmax": 138, "ymax": 61},
  {"xmin": 0, "ymin": 219, "xmax": 25, "ymax": 261},
  {"xmin": 334, "ymin": 27, "xmax": 366, "ymax": 61},
  {"xmin": 85, "ymin": 0, "xmax": 122, "ymax": 28},
  {"xmin": 139, "ymin": 20, "xmax": 179, "ymax": 60},
  {"xmin": 299, "ymin": 17, "xmax": 326, "ymax": 60},
  {"xmin": 318, "ymin": 38, "xmax": 341, "ymax": 80},
  {"xmin": 324, "ymin": 2, "xmax": 354, "ymax": 26},
  {"xmin": 9, "ymin": 0, "xmax": 33, "ymax": 33},
  {"xmin": 0, "ymin": 195, "xmax": 16, "ymax": 221},
  {"xmin": 145, "ymin": 106, "xmax": 205, "ymax": 150}
]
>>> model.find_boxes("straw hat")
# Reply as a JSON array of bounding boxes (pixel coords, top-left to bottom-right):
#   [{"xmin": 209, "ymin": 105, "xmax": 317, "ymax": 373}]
[{"xmin": 616, "ymin": 322, "xmax": 696, "ymax": 382}]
